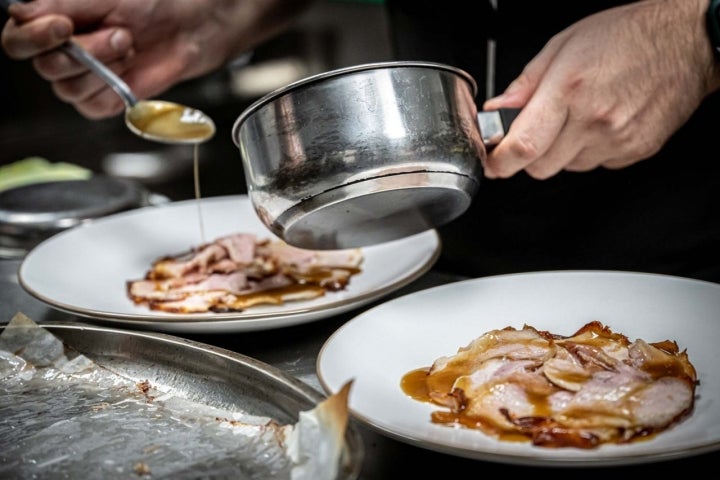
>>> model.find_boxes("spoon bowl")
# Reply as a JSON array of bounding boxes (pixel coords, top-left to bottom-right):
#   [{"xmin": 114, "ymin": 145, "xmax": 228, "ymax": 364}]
[{"xmin": 125, "ymin": 100, "xmax": 217, "ymax": 145}]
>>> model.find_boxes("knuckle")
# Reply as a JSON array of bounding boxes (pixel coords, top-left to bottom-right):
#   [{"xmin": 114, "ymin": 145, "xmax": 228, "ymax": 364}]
[
  {"xmin": 52, "ymin": 78, "xmax": 86, "ymax": 102},
  {"xmin": 32, "ymin": 52, "xmax": 70, "ymax": 80},
  {"xmin": 83, "ymin": 95, "xmax": 125, "ymax": 120},
  {"xmin": 634, "ymin": 136, "xmax": 663, "ymax": 159},
  {"xmin": 525, "ymin": 162, "xmax": 558, "ymax": 180},
  {"xmin": 508, "ymin": 133, "xmax": 542, "ymax": 163},
  {"xmin": 1, "ymin": 36, "xmax": 23, "ymax": 60},
  {"xmin": 565, "ymin": 160, "xmax": 596, "ymax": 172},
  {"xmin": 486, "ymin": 134, "xmax": 542, "ymax": 178},
  {"xmin": 485, "ymin": 157, "xmax": 520, "ymax": 178}
]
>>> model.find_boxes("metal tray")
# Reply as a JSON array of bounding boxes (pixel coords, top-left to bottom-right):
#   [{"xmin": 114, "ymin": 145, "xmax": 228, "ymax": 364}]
[{"xmin": 0, "ymin": 322, "xmax": 363, "ymax": 479}]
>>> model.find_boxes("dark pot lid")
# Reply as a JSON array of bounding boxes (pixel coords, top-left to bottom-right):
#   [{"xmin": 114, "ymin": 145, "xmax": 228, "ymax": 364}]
[{"xmin": 0, "ymin": 175, "xmax": 150, "ymax": 256}]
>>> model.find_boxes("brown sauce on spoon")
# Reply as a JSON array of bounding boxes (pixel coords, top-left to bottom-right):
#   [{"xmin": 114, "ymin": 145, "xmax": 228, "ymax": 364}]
[{"xmin": 126, "ymin": 101, "xmax": 215, "ymax": 143}]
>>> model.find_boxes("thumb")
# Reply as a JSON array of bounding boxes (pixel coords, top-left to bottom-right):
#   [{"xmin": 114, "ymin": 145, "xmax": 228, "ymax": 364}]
[
  {"xmin": 483, "ymin": 30, "xmax": 567, "ymax": 110},
  {"xmin": 483, "ymin": 76, "xmax": 532, "ymax": 110}
]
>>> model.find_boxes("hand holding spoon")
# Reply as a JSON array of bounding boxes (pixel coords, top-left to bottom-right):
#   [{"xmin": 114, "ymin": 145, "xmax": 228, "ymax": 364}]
[{"xmin": 2, "ymin": 0, "xmax": 216, "ymax": 144}]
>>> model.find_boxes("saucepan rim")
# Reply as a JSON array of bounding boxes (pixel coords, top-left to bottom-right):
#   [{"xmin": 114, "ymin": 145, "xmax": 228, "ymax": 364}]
[{"xmin": 230, "ymin": 60, "xmax": 478, "ymax": 147}]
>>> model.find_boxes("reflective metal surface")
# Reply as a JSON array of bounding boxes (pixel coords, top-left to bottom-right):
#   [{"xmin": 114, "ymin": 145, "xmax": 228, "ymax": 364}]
[
  {"xmin": 233, "ymin": 61, "xmax": 485, "ymax": 249},
  {"xmin": 0, "ymin": 321, "xmax": 363, "ymax": 479},
  {"xmin": 0, "ymin": 176, "xmax": 167, "ymax": 258}
]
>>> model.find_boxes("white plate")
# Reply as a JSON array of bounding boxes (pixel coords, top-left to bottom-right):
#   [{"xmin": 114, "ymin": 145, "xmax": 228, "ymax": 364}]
[
  {"xmin": 19, "ymin": 195, "xmax": 440, "ymax": 333},
  {"xmin": 317, "ymin": 270, "xmax": 720, "ymax": 466}
]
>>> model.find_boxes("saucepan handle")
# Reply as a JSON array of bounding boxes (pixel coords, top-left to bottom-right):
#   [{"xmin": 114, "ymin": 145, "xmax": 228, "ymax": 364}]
[{"xmin": 478, "ymin": 108, "xmax": 520, "ymax": 147}]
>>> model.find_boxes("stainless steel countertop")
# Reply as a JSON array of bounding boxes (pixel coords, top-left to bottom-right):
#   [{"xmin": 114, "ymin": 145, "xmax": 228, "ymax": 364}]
[{"xmin": 1, "ymin": 257, "xmax": 718, "ymax": 478}]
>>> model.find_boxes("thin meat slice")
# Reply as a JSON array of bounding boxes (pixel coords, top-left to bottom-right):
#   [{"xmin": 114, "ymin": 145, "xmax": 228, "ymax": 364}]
[
  {"xmin": 127, "ymin": 233, "xmax": 363, "ymax": 314},
  {"xmin": 410, "ymin": 321, "xmax": 698, "ymax": 448}
]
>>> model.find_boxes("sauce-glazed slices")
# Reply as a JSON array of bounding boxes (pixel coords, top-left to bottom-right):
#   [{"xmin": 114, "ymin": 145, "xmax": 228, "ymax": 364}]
[
  {"xmin": 401, "ymin": 321, "xmax": 698, "ymax": 448},
  {"xmin": 127, "ymin": 233, "xmax": 363, "ymax": 313}
]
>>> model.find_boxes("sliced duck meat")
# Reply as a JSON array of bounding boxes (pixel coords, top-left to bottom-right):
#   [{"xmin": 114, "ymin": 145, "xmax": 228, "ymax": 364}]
[
  {"xmin": 127, "ymin": 233, "xmax": 363, "ymax": 313},
  {"xmin": 402, "ymin": 321, "xmax": 698, "ymax": 449}
]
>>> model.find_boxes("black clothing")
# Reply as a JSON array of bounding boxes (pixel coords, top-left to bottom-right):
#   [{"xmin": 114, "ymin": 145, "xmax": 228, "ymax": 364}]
[{"xmin": 386, "ymin": 0, "xmax": 720, "ymax": 282}]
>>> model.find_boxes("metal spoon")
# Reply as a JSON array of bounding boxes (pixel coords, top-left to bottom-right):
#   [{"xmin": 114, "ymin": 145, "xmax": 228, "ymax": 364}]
[{"xmin": 2, "ymin": 0, "xmax": 216, "ymax": 144}]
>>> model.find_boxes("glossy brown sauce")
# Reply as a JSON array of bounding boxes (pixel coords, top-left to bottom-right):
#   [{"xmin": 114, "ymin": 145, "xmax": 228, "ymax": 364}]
[
  {"xmin": 191, "ymin": 265, "xmax": 363, "ymax": 312},
  {"xmin": 209, "ymin": 283, "xmax": 328, "ymax": 311},
  {"xmin": 401, "ymin": 367, "xmax": 533, "ymax": 443},
  {"xmin": 129, "ymin": 102, "xmax": 215, "ymax": 141},
  {"xmin": 400, "ymin": 367, "xmax": 432, "ymax": 402},
  {"xmin": 400, "ymin": 323, "xmax": 697, "ymax": 448},
  {"xmin": 291, "ymin": 266, "xmax": 362, "ymax": 285}
]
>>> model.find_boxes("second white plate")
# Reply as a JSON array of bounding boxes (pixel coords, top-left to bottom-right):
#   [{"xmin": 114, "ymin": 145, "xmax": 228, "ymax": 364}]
[
  {"xmin": 317, "ymin": 270, "xmax": 720, "ymax": 466},
  {"xmin": 19, "ymin": 195, "xmax": 440, "ymax": 333}
]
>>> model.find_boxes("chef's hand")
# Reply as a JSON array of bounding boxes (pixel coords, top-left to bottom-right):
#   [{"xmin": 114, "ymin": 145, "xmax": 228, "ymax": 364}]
[
  {"xmin": 1, "ymin": 0, "xmax": 313, "ymax": 119},
  {"xmin": 482, "ymin": 0, "xmax": 720, "ymax": 180}
]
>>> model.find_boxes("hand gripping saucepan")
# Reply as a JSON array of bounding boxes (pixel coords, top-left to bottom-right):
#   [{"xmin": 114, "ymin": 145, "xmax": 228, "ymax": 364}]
[{"xmin": 232, "ymin": 61, "xmax": 517, "ymax": 250}]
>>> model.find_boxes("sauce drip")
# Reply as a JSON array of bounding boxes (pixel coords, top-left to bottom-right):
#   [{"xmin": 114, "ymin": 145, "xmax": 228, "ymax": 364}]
[{"xmin": 193, "ymin": 143, "xmax": 206, "ymax": 244}]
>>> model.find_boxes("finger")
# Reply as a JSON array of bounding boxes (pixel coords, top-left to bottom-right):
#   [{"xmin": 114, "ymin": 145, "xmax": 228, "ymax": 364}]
[
  {"xmin": 1, "ymin": 14, "xmax": 72, "ymax": 59},
  {"xmin": 523, "ymin": 122, "xmax": 587, "ymax": 180},
  {"xmin": 50, "ymin": 55, "xmax": 130, "ymax": 103},
  {"xmin": 8, "ymin": 0, "xmax": 114, "ymax": 29},
  {"xmin": 71, "ymin": 85, "xmax": 126, "ymax": 119},
  {"xmin": 5, "ymin": 0, "xmax": 44, "ymax": 22},
  {"xmin": 32, "ymin": 27, "xmax": 133, "ymax": 81},
  {"xmin": 124, "ymin": 44, "xmax": 199, "ymax": 100},
  {"xmin": 564, "ymin": 128, "xmax": 660, "ymax": 173},
  {"xmin": 74, "ymin": 27, "xmax": 134, "ymax": 63},
  {"xmin": 564, "ymin": 146, "xmax": 617, "ymax": 173},
  {"xmin": 601, "ymin": 156, "xmax": 644, "ymax": 170},
  {"xmin": 483, "ymin": 29, "xmax": 568, "ymax": 111},
  {"xmin": 482, "ymin": 76, "xmax": 532, "ymax": 111},
  {"xmin": 484, "ymin": 87, "xmax": 568, "ymax": 179},
  {"xmin": 521, "ymin": 104, "xmax": 628, "ymax": 179},
  {"xmin": 563, "ymin": 149, "xmax": 600, "ymax": 172}
]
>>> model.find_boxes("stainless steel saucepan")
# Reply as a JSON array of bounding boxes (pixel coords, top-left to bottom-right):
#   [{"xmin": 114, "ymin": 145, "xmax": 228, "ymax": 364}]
[{"xmin": 232, "ymin": 61, "xmax": 517, "ymax": 250}]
